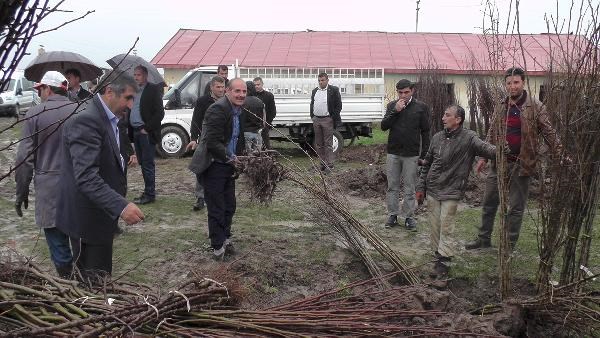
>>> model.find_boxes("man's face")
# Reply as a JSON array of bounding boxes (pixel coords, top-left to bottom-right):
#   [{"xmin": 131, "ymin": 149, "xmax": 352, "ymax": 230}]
[
  {"xmin": 217, "ymin": 68, "xmax": 228, "ymax": 80},
  {"xmin": 254, "ymin": 80, "xmax": 263, "ymax": 92},
  {"xmin": 397, "ymin": 87, "xmax": 413, "ymax": 102},
  {"xmin": 442, "ymin": 107, "xmax": 461, "ymax": 130},
  {"xmin": 106, "ymin": 85, "xmax": 136, "ymax": 118},
  {"xmin": 318, "ymin": 76, "xmax": 329, "ymax": 89},
  {"xmin": 226, "ymin": 79, "xmax": 247, "ymax": 107},
  {"xmin": 133, "ymin": 69, "xmax": 148, "ymax": 86},
  {"xmin": 211, "ymin": 81, "xmax": 225, "ymax": 98},
  {"xmin": 505, "ymin": 75, "xmax": 525, "ymax": 98},
  {"xmin": 65, "ymin": 73, "xmax": 80, "ymax": 89}
]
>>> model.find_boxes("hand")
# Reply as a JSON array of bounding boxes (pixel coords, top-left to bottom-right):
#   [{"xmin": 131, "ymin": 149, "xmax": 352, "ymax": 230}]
[
  {"xmin": 121, "ymin": 202, "xmax": 144, "ymax": 225},
  {"xmin": 476, "ymin": 159, "xmax": 487, "ymax": 174},
  {"xmin": 128, "ymin": 154, "xmax": 138, "ymax": 166},
  {"xmin": 394, "ymin": 99, "xmax": 406, "ymax": 112},
  {"xmin": 140, "ymin": 128, "xmax": 148, "ymax": 135},
  {"xmin": 185, "ymin": 140, "xmax": 198, "ymax": 152},
  {"xmin": 15, "ymin": 197, "xmax": 29, "ymax": 217},
  {"xmin": 503, "ymin": 140, "xmax": 511, "ymax": 155},
  {"xmin": 417, "ymin": 159, "xmax": 427, "ymax": 166},
  {"xmin": 416, "ymin": 191, "xmax": 425, "ymax": 205}
]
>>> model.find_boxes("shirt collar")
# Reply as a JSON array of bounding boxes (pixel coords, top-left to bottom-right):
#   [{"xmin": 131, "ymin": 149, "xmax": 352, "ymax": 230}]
[
  {"xmin": 318, "ymin": 85, "xmax": 328, "ymax": 91},
  {"xmin": 97, "ymin": 94, "xmax": 119, "ymax": 123}
]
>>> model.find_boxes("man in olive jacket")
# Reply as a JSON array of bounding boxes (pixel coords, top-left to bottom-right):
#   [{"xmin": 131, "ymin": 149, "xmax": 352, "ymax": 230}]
[
  {"xmin": 416, "ymin": 105, "xmax": 495, "ymax": 276},
  {"xmin": 189, "ymin": 79, "xmax": 247, "ymax": 260},
  {"xmin": 382, "ymin": 79, "xmax": 430, "ymax": 231}
]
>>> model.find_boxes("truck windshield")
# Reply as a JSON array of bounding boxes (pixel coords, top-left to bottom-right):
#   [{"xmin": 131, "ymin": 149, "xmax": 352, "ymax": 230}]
[
  {"xmin": 1, "ymin": 79, "xmax": 16, "ymax": 92},
  {"xmin": 163, "ymin": 71, "xmax": 202, "ymax": 109}
]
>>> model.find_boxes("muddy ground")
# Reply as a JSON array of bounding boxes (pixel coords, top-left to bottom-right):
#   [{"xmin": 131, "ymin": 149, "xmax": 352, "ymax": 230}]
[{"xmin": 0, "ymin": 117, "xmax": 586, "ymax": 337}]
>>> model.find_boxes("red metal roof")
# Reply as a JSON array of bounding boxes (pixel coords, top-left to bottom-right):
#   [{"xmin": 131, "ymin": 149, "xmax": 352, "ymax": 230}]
[{"xmin": 151, "ymin": 30, "xmax": 588, "ymax": 75}]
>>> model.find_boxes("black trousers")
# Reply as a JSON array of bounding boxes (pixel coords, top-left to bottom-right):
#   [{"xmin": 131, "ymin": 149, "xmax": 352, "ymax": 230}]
[
  {"xmin": 201, "ymin": 162, "xmax": 236, "ymax": 249},
  {"xmin": 70, "ymin": 237, "xmax": 113, "ymax": 281}
]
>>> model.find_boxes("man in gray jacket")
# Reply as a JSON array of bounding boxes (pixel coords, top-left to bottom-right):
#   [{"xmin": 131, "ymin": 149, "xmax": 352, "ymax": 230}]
[
  {"xmin": 416, "ymin": 105, "xmax": 495, "ymax": 277},
  {"xmin": 15, "ymin": 71, "xmax": 77, "ymax": 278}
]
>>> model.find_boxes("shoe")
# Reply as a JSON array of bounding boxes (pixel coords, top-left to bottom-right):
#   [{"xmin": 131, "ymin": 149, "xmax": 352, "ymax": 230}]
[
  {"xmin": 465, "ymin": 237, "xmax": 491, "ymax": 250},
  {"xmin": 404, "ymin": 217, "xmax": 417, "ymax": 231},
  {"xmin": 134, "ymin": 195, "xmax": 155, "ymax": 205},
  {"xmin": 212, "ymin": 246, "xmax": 225, "ymax": 261},
  {"xmin": 432, "ymin": 260, "xmax": 450, "ymax": 278},
  {"xmin": 225, "ymin": 238, "xmax": 236, "ymax": 255},
  {"xmin": 193, "ymin": 198, "xmax": 205, "ymax": 211},
  {"xmin": 385, "ymin": 215, "xmax": 399, "ymax": 228}
]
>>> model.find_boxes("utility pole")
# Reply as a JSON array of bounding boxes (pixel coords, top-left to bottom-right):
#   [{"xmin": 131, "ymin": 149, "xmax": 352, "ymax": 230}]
[{"xmin": 415, "ymin": 0, "xmax": 421, "ymax": 32}]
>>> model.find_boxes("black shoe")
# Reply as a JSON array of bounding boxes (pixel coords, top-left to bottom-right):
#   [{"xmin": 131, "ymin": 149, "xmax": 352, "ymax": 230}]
[
  {"xmin": 193, "ymin": 198, "xmax": 205, "ymax": 211},
  {"xmin": 432, "ymin": 260, "xmax": 449, "ymax": 278},
  {"xmin": 134, "ymin": 195, "xmax": 155, "ymax": 205},
  {"xmin": 225, "ymin": 238, "xmax": 236, "ymax": 255},
  {"xmin": 385, "ymin": 215, "xmax": 399, "ymax": 228},
  {"xmin": 404, "ymin": 217, "xmax": 417, "ymax": 231},
  {"xmin": 465, "ymin": 237, "xmax": 491, "ymax": 250}
]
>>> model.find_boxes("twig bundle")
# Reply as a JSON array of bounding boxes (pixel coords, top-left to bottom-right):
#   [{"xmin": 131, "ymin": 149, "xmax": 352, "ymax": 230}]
[{"xmin": 238, "ymin": 151, "xmax": 287, "ymax": 204}]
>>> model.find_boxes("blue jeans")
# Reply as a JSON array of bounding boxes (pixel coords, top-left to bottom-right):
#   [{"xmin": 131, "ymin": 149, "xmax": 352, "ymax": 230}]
[
  {"xmin": 133, "ymin": 131, "xmax": 156, "ymax": 198},
  {"xmin": 44, "ymin": 227, "xmax": 72, "ymax": 269},
  {"xmin": 386, "ymin": 154, "xmax": 419, "ymax": 218}
]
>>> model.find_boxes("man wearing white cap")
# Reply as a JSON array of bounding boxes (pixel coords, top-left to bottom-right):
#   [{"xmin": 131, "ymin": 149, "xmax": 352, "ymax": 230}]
[{"xmin": 15, "ymin": 71, "xmax": 77, "ymax": 278}]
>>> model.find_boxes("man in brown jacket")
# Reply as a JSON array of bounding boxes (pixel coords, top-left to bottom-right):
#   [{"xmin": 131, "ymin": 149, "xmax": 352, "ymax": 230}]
[{"xmin": 466, "ymin": 67, "xmax": 563, "ymax": 250}]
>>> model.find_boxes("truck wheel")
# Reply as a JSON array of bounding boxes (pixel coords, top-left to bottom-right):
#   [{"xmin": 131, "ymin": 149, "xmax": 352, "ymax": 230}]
[
  {"xmin": 312, "ymin": 131, "xmax": 344, "ymax": 155},
  {"xmin": 158, "ymin": 125, "xmax": 189, "ymax": 158}
]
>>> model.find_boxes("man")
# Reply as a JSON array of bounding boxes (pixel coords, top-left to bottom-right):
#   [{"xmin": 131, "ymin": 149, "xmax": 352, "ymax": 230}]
[
  {"xmin": 253, "ymin": 77, "xmax": 276, "ymax": 149},
  {"xmin": 56, "ymin": 72, "xmax": 145, "ymax": 279},
  {"xmin": 204, "ymin": 65, "xmax": 229, "ymax": 95},
  {"xmin": 129, "ymin": 65, "xmax": 165, "ymax": 204},
  {"xmin": 64, "ymin": 68, "xmax": 91, "ymax": 102},
  {"xmin": 309, "ymin": 72, "xmax": 342, "ymax": 172},
  {"xmin": 189, "ymin": 78, "xmax": 247, "ymax": 260},
  {"xmin": 382, "ymin": 79, "xmax": 431, "ymax": 231},
  {"xmin": 416, "ymin": 105, "xmax": 496, "ymax": 276},
  {"xmin": 14, "ymin": 71, "xmax": 76, "ymax": 278},
  {"xmin": 466, "ymin": 67, "xmax": 563, "ymax": 250},
  {"xmin": 186, "ymin": 75, "xmax": 226, "ymax": 211},
  {"xmin": 243, "ymin": 80, "xmax": 266, "ymax": 153}
]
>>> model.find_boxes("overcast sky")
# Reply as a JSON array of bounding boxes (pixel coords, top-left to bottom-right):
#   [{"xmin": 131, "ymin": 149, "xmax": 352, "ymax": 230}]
[{"xmin": 17, "ymin": 0, "xmax": 592, "ymax": 69}]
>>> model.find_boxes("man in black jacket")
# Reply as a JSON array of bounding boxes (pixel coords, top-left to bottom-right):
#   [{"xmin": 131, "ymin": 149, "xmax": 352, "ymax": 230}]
[
  {"xmin": 253, "ymin": 77, "xmax": 276, "ymax": 149},
  {"xmin": 382, "ymin": 79, "xmax": 430, "ymax": 231},
  {"xmin": 64, "ymin": 68, "xmax": 91, "ymax": 102},
  {"xmin": 188, "ymin": 78, "xmax": 247, "ymax": 260},
  {"xmin": 309, "ymin": 72, "xmax": 342, "ymax": 172},
  {"xmin": 186, "ymin": 76, "xmax": 226, "ymax": 211},
  {"xmin": 243, "ymin": 80, "xmax": 265, "ymax": 153},
  {"xmin": 129, "ymin": 65, "xmax": 165, "ymax": 204}
]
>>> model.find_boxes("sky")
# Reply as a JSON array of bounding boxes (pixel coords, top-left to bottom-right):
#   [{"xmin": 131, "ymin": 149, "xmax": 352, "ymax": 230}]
[{"xmin": 16, "ymin": 0, "xmax": 593, "ymax": 70}]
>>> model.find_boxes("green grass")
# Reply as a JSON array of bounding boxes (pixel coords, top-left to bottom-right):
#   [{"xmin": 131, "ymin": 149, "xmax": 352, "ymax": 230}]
[{"xmin": 355, "ymin": 123, "xmax": 388, "ymax": 146}]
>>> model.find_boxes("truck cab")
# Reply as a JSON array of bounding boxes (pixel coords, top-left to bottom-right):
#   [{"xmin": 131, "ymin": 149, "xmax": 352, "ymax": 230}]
[
  {"xmin": 0, "ymin": 70, "xmax": 40, "ymax": 117},
  {"xmin": 158, "ymin": 66, "xmax": 384, "ymax": 158}
]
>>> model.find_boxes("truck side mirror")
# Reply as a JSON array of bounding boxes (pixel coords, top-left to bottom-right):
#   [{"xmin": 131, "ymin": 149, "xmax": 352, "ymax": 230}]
[{"xmin": 165, "ymin": 88, "xmax": 181, "ymax": 109}]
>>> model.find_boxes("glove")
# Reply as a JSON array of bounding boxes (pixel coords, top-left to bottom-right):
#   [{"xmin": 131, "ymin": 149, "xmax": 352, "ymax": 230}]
[
  {"xmin": 416, "ymin": 191, "xmax": 425, "ymax": 205},
  {"xmin": 15, "ymin": 197, "xmax": 29, "ymax": 217}
]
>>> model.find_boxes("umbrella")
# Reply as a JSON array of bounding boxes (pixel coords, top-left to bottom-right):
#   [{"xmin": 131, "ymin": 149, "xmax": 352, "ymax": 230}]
[
  {"xmin": 107, "ymin": 54, "xmax": 165, "ymax": 86},
  {"xmin": 24, "ymin": 51, "xmax": 103, "ymax": 82}
]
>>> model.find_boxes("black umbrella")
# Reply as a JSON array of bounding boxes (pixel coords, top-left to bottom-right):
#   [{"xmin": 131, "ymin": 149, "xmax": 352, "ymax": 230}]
[
  {"xmin": 107, "ymin": 54, "xmax": 165, "ymax": 86},
  {"xmin": 24, "ymin": 51, "xmax": 103, "ymax": 82}
]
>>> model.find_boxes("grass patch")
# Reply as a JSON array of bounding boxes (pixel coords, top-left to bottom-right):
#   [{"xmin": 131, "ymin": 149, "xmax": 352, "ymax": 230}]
[{"xmin": 356, "ymin": 123, "xmax": 388, "ymax": 146}]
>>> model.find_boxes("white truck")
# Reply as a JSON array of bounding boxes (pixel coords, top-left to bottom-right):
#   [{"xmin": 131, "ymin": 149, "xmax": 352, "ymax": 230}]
[{"xmin": 158, "ymin": 66, "xmax": 385, "ymax": 158}]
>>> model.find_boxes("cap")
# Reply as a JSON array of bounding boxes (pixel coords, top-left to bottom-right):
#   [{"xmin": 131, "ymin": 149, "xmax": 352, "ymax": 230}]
[{"xmin": 34, "ymin": 71, "xmax": 68, "ymax": 89}]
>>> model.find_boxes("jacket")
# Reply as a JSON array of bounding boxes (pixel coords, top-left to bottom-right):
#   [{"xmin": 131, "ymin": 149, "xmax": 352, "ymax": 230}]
[
  {"xmin": 310, "ymin": 85, "xmax": 342, "ymax": 125},
  {"xmin": 243, "ymin": 96, "xmax": 265, "ymax": 133},
  {"xmin": 381, "ymin": 98, "xmax": 430, "ymax": 158},
  {"xmin": 190, "ymin": 94, "xmax": 216, "ymax": 141},
  {"xmin": 486, "ymin": 91, "xmax": 562, "ymax": 176},
  {"xmin": 128, "ymin": 82, "xmax": 165, "ymax": 144},
  {"xmin": 56, "ymin": 95, "xmax": 128, "ymax": 245},
  {"xmin": 417, "ymin": 127, "xmax": 495, "ymax": 201},
  {"xmin": 189, "ymin": 96, "xmax": 246, "ymax": 175},
  {"xmin": 15, "ymin": 94, "xmax": 78, "ymax": 228},
  {"xmin": 255, "ymin": 90, "xmax": 276, "ymax": 124}
]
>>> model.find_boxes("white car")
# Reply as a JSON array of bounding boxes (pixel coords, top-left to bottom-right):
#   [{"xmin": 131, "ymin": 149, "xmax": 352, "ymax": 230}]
[{"xmin": 0, "ymin": 71, "xmax": 40, "ymax": 117}]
